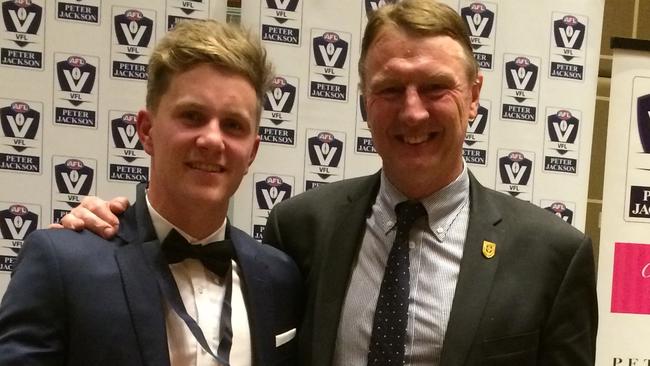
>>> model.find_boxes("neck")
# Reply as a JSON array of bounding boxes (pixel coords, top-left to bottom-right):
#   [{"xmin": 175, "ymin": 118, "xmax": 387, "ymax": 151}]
[{"xmin": 385, "ymin": 163, "xmax": 464, "ymax": 200}]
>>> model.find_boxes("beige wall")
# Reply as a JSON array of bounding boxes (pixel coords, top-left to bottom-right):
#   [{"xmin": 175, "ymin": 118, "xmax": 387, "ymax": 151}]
[{"xmin": 587, "ymin": 0, "xmax": 650, "ymax": 265}]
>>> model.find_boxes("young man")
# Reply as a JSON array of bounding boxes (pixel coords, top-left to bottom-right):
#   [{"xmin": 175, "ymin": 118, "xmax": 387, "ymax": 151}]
[
  {"xmin": 57, "ymin": 1, "xmax": 598, "ymax": 365},
  {"xmin": 0, "ymin": 20, "xmax": 302, "ymax": 366}
]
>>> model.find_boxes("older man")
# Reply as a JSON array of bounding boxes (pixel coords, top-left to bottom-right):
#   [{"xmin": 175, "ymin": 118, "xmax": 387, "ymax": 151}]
[
  {"xmin": 0, "ymin": 20, "xmax": 302, "ymax": 366},
  {"xmin": 57, "ymin": 1, "xmax": 598, "ymax": 366}
]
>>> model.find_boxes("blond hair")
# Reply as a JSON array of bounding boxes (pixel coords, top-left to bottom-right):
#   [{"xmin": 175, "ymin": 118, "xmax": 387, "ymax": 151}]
[
  {"xmin": 146, "ymin": 20, "xmax": 273, "ymax": 123},
  {"xmin": 359, "ymin": 0, "xmax": 478, "ymax": 88}
]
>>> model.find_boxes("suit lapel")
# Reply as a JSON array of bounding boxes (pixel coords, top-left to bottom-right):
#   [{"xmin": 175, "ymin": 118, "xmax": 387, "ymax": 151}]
[
  {"xmin": 440, "ymin": 173, "xmax": 504, "ymax": 366},
  {"xmin": 311, "ymin": 173, "xmax": 381, "ymax": 366},
  {"xmin": 229, "ymin": 225, "xmax": 273, "ymax": 366},
  {"xmin": 115, "ymin": 183, "xmax": 170, "ymax": 366}
]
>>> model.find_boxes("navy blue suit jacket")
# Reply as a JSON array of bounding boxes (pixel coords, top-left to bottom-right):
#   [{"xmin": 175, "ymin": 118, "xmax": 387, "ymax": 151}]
[{"xmin": 0, "ymin": 185, "xmax": 302, "ymax": 366}]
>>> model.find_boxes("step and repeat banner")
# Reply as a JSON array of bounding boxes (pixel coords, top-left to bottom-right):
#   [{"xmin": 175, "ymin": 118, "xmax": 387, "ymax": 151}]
[
  {"xmin": 0, "ymin": 0, "xmax": 604, "ymax": 300},
  {"xmin": 596, "ymin": 39, "xmax": 650, "ymax": 365}
]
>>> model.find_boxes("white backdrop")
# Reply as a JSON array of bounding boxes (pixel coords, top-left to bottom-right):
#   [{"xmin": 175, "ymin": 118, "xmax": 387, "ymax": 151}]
[{"xmin": 0, "ymin": 1, "xmax": 604, "ymax": 303}]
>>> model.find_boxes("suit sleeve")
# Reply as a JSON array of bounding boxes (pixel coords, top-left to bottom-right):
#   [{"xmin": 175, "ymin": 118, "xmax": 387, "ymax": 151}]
[
  {"xmin": 0, "ymin": 230, "xmax": 67, "ymax": 366},
  {"xmin": 263, "ymin": 205, "xmax": 284, "ymax": 249},
  {"xmin": 538, "ymin": 235, "xmax": 597, "ymax": 366}
]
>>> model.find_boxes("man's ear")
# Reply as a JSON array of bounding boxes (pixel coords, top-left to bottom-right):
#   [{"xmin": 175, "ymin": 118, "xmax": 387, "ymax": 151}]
[
  {"xmin": 137, "ymin": 109, "xmax": 154, "ymax": 156},
  {"xmin": 468, "ymin": 73, "xmax": 483, "ymax": 119},
  {"xmin": 244, "ymin": 135, "xmax": 261, "ymax": 174}
]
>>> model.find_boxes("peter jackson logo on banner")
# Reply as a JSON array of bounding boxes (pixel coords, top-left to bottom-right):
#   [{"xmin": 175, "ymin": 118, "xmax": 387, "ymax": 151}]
[
  {"xmin": 0, "ymin": 99, "xmax": 42, "ymax": 173},
  {"xmin": 549, "ymin": 13, "xmax": 587, "ymax": 81},
  {"xmin": 111, "ymin": 7, "xmax": 155, "ymax": 81},
  {"xmin": 0, "ymin": 201, "xmax": 39, "ymax": 272},
  {"xmin": 629, "ymin": 186, "xmax": 650, "ymax": 219},
  {"xmin": 501, "ymin": 54, "xmax": 540, "ymax": 123},
  {"xmin": 460, "ymin": 1, "xmax": 497, "ymax": 70},
  {"xmin": 53, "ymin": 54, "xmax": 99, "ymax": 128},
  {"xmin": 108, "ymin": 111, "xmax": 149, "ymax": 183},
  {"xmin": 56, "ymin": 0, "xmax": 100, "ymax": 24},
  {"xmin": 260, "ymin": 75, "xmax": 298, "ymax": 146},
  {"xmin": 260, "ymin": 0, "xmax": 302, "ymax": 46},
  {"xmin": 304, "ymin": 129, "xmax": 345, "ymax": 191},
  {"xmin": 544, "ymin": 108, "xmax": 580, "ymax": 174},
  {"xmin": 309, "ymin": 29, "xmax": 350, "ymax": 102},
  {"xmin": 251, "ymin": 174, "xmax": 294, "ymax": 241},
  {"xmin": 51, "ymin": 156, "xmax": 96, "ymax": 223},
  {"xmin": 463, "ymin": 100, "xmax": 490, "ymax": 166},
  {"xmin": 496, "ymin": 150, "xmax": 534, "ymax": 201},
  {"xmin": 0, "ymin": 0, "xmax": 44, "ymax": 69}
]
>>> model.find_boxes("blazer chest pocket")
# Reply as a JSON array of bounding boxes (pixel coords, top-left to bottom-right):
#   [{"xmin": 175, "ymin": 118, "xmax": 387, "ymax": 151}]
[{"xmin": 482, "ymin": 330, "xmax": 539, "ymax": 366}]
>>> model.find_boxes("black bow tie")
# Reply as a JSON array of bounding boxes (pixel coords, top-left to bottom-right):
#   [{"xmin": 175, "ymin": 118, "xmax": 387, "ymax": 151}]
[{"xmin": 161, "ymin": 229, "xmax": 234, "ymax": 277}]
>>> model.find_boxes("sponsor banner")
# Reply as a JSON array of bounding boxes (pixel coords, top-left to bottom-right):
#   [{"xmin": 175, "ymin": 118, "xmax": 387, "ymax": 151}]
[
  {"xmin": 359, "ymin": 0, "xmax": 397, "ymax": 38},
  {"xmin": 308, "ymin": 28, "xmax": 351, "ymax": 103},
  {"xmin": 55, "ymin": 0, "xmax": 100, "ymax": 25},
  {"xmin": 500, "ymin": 54, "xmax": 541, "ymax": 123},
  {"xmin": 549, "ymin": 12, "xmax": 588, "ymax": 81},
  {"xmin": 463, "ymin": 99, "xmax": 491, "ymax": 166},
  {"xmin": 251, "ymin": 173, "xmax": 294, "ymax": 241},
  {"xmin": 260, "ymin": 75, "xmax": 299, "ymax": 147},
  {"xmin": 0, "ymin": 98, "xmax": 42, "ymax": 173},
  {"xmin": 52, "ymin": 52, "xmax": 99, "ymax": 129},
  {"xmin": 110, "ymin": 6, "xmax": 156, "ymax": 81},
  {"xmin": 460, "ymin": 1, "xmax": 497, "ymax": 70},
  {"xmin": 611, "ymin": 242, "xmax": 650, "ymax": 315},
  {"xmin": 543, "ymin": 107, "xmax": 581, "ymax": 175},
  {"xmin": 107, "ymin": 110, "xmax": 150, "ymax": 183},
  {"xmin": 165, "ymin": 0, "xmax": 210, "ymax": 31},
  {"xmin": 0, "ymin": 201, "xmax": 39, "ymax": 268},
  {"xmin": 304, "ymin": 128, "xmax": 345, "ymax": 191},
  {"xmin": 625, "ymin": 77, "xmax": 650, "ymax": 223},
  {"xmin": 51, "ymin": 155, "xmax": 96, "ymax": 223},
  {"xmin": 260, "ymin": 0, "xmax": 303, "ymax": 46},
  {"xmin": 540, "ymin": 199, "xmax": 576, "ymax": 225},
  {"xmin": 0, "ymin": 0, "xmax": 45, "ymax": 70},
  {"xmin": 496, "ymin": 149, "xmax": 535, "ymax": 201},
  {"xmin": 355, "ymin": 92, "xmax": 376, "ymax": 154}
]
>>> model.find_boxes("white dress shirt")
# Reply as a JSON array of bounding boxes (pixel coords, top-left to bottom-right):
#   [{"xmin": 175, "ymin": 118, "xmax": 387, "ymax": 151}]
[{"xmin": 146, "ymin": 196, "xmax": 252, "ymax": 366}]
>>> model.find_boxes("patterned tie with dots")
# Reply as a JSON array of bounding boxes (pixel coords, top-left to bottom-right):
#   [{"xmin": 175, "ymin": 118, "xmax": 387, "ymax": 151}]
[{"xmin": 367, "ymin": 200, "xmax": 427, "ymax": 366}]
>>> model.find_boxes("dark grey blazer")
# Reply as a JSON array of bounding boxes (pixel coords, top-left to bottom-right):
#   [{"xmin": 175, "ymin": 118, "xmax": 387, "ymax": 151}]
[
  {"xmin": 0, "ymin": 184, "xmax": 303, "ymax": 366},
  {"xmin": 264, "ymin": 171, "xmax": 597, "ymax": 366}
]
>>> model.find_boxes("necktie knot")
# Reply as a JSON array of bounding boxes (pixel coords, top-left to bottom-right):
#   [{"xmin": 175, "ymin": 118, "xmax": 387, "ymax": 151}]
[
  {"xmin": 395, "ymin": 200, "xmax": 427, "ymax": 233},
  {"xmin": 161, "ymin": 229, "xmax": 233, "ymax": 277}
]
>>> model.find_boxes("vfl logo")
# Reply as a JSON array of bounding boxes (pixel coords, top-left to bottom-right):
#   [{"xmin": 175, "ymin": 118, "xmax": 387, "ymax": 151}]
[
  {"xmin": 313, "ymin": 32, "xmax": 348, "ymax": 80},
  {"xmin": 111, "ymin": 113, "xmax": 142, "ymax": 160},
  {"xmin": 179, "ymin": 0, "xmax": 203, "ymax": 15},
  {"xmin": 266, "ymin": 0, "xmax": 299, "ymax": 23},
  {"xmin": 637, "ymin": 94, "xmax": 650, "ymax": 153},
  {"xmin": 544, "ymin": 202, "xmax": 573, "ymax": 224},
  {"xmin": 54, "ymin": 159, "xmax": 94, "ymax": 196},
  {"xmin": 255, "ymin": 176, "xmax": 292, "ymax": 210},
  {"xmin": 264, "ymin": 77, "xmax": 296, "ymax": 125},
  {"xmin": 553, "ymin": 15, "xmax": 585, "ymax": 60},
  {"xmin": 364, "ymin": 0, "xmax": 397, "ymax": 15},
  {"xmin": 114, "ymin": 9, "xmax": 153, "ymax": 59},
  {"xmin": 505, "ymin": 57, "xmax": 538, "ymax": 102},
  {"xmin": 461, "ymin": 3, "xmax": 495, "ymax": 44},
  {"xmin": 465, "ymin": 104, "xmax": 488, "ymax": 145},
  {"xmin": 2, "ymin": 0, "xmax": 42, "ymax": 47},
  {"xmin": 1, "ymin": 101, "xmax": 39, "ymax": 151},
  {"xmin": 308, "ymin": 132, "xmax": 343, "ymax": 178},
  {"xmin": 499, "ymin": 152, "xmax": 532, "ymax": 185},
  {"xmin": 0, "ymin": 204, "xmax": 37, "ymax": 246},
  {"xmin": 547, "ymin": 110, "xmax": 578, "ymax": 154},
  {"xmin": 56, "ymin": 56, "xmax": 96, "ymax": 106}
]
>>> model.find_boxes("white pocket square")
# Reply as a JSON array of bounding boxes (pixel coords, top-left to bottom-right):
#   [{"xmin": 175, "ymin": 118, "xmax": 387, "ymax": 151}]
[{"xmin": 275, "ymin": 328, "xmax": 296, "ymax": 347}]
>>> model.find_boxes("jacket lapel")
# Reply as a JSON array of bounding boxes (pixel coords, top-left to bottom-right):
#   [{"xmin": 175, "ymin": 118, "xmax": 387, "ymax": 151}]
[
  {"xmin": 114, "ymin": 183, "xmax": 170, "ymax": 366},
  {"xmin": 440, "ymin": 173, "xmax": 504, "ymax": 366},
  {"xmin": 311, "ymin": 173, "xmax": 381, "ymax": 366},
  {"xmin": 229, "ymin": 225, "xmax": 273, "ymax": 366}
]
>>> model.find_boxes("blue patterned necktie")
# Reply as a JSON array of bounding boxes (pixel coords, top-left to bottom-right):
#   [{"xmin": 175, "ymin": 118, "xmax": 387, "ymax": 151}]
[{"xmin": 367, "ymin": 200, "xmax": 427, "ymax": 366}]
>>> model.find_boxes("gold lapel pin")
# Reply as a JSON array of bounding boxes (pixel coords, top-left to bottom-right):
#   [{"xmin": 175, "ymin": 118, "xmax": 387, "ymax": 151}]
[{"xmin": 482, "ymin": 240, "xmax": 496, "ymax": 259}]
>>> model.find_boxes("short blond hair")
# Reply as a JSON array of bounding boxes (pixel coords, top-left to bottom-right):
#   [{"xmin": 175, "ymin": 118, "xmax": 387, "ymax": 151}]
[
  {"xmin": 359, "ymin": 0, "xmax": 478, "ymax": 88},
  {"xmin": 146, "ymin": 20, "xmax": 273, "ymax": 123}
]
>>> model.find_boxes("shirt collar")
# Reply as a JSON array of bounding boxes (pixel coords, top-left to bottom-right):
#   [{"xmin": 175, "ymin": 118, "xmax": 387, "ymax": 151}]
[
  {"xmin": 376, "ymin": 163, "xmax": 470, "ymax": 241},
  {"xmin": 146, "ymin": 192, "xmax": 227, "ymax": 246}
]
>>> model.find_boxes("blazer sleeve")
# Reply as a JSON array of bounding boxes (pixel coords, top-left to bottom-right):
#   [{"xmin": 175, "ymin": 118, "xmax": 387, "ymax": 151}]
[
  {"xmin": 0, "ymin": 230, "xmax": 67, "ymax": 366},
  {"xmin": 538, "ymin": 234, "xmax": 598, "ymax": 366}
]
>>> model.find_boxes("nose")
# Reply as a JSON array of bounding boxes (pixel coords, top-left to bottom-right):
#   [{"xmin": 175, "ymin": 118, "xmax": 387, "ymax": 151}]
[
  {"xmin": 195, "ymin": 118, "xmax": 225, "ymax": 152},
  {"xmin": 398, "ymin": 86, "xmax": 429, "ymax": 125}
]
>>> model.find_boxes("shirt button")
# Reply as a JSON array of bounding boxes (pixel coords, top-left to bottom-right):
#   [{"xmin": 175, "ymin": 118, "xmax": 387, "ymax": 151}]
[
  {"xmin": 198, "ymin": 287, "xmax": 204, "ymax": 294},
  {"xmin": 436, "ymin": 227, "xmax": 444, "ymax": 235}
]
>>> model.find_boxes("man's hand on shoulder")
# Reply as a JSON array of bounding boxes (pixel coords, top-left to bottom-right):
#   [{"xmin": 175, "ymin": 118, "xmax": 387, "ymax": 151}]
[{"xmin": 48, "ymin": 196, "xmax": 130, "ymax": 239}]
